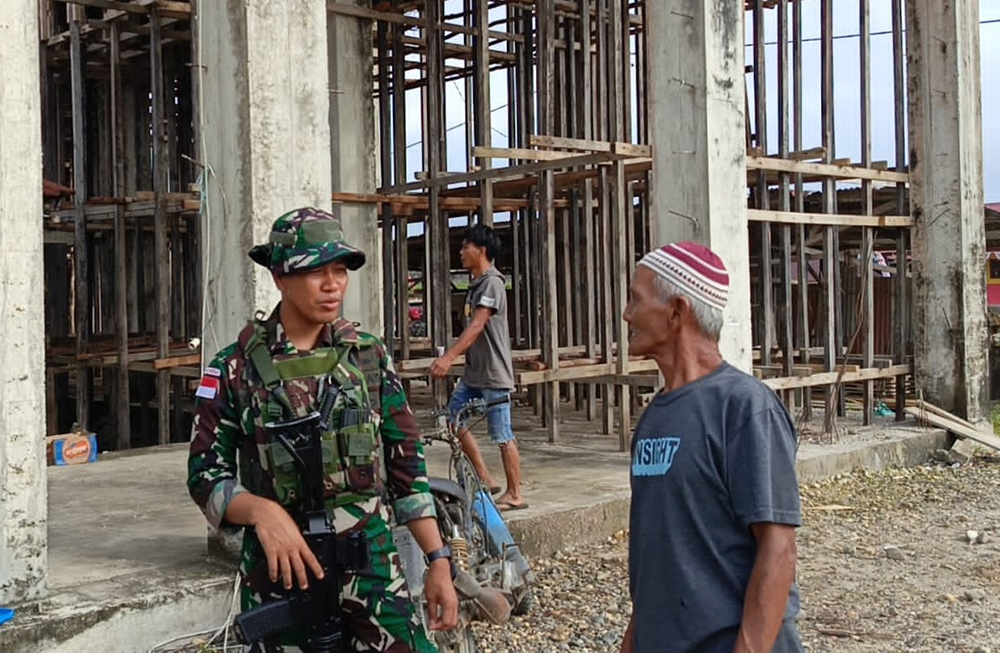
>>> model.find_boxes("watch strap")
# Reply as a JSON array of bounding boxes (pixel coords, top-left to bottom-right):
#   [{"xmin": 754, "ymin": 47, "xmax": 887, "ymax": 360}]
[{"xmin": 425, "ymin": 545, "xmax": 452, "ymax": 564}]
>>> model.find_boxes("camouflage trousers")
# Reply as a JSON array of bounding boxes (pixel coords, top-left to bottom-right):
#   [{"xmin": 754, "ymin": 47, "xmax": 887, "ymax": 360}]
[{"xmin": 240, "ymin": 506, "xmax": 438, "ymax": 653}]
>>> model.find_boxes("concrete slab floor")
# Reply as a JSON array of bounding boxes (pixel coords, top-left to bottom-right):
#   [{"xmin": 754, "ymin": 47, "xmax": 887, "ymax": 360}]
[{"xmin": 0, "ymin": 402, "xmax": 948, "ymax": 651}]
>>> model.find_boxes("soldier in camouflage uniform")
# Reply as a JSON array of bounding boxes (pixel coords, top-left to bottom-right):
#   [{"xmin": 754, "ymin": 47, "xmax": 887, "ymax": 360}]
[{"xmin": 187, "ymin": 207, "xmax": 458, "ymax": 652}]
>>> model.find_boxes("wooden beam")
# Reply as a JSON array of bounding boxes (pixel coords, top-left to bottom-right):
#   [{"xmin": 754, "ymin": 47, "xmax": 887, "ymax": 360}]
[
  {"xmin": 472, "ymin": 146, "xmax": 577, "ymax": 161},
  {"xmin": 746, "ymin": 155, "xmax": 909, "ymax": 183},
  {"xmin": 905, "ymin": 406, "xmax": 1000, "ymax": 452},
  {"xmin": 747, "ymin": 209, "xmax": 913, "ymax": 228},
  {"xmin": 517, "ymin": 358, "xmax": 659, "ymax": 386},
  {"xmin": 529, "ymin": 134, "xmax": 652, "ymax": 157},
  {"xmin": 153, "ymin": 353, "xmax": 201, "ymax": 370},
  {"xmin": 52, "ymin": 0, "xmax": 190, "ymax": 19},
  {"xmin": 763, "ymin": 364, "xmax": 911, "ymax": 391},
  {"xmin": 380, "ymin": 150, "xmax": 624, "ymax": 194},
  {"xmin": 131, "ymin": 361, "xmax": 202, "ymax": 378}
]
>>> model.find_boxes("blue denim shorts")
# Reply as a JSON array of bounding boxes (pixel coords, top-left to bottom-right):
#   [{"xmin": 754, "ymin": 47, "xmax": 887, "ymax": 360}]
[{"xmin": 447, "ymin": 379, "xmax": 516, "ymax": 444}]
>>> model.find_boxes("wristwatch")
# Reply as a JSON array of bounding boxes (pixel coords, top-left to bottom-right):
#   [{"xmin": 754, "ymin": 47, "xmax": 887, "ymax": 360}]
[{"xmin": 425, "ymin": 545, "xmax": 457, "ymax": 579}]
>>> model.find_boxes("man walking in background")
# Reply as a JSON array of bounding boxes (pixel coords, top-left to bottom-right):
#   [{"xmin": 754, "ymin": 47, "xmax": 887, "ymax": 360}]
[{"xmin": 430, "ymin": 224, "xmax": 526, "ymax": 512}]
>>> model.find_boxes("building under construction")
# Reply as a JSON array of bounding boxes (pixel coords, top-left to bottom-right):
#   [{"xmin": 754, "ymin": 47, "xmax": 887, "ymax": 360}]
[{"xmin": 0, "ymin": 0, "xmax": 988, "ymax": 608}]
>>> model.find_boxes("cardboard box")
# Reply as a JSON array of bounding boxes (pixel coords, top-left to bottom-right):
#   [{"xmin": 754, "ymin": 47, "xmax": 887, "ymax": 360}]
[{"xmin": 47, "ymin": 432, "xmax": 98, "ymax": 466}]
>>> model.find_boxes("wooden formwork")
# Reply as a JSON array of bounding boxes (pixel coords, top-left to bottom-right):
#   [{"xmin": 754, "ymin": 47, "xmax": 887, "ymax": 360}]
[
  {"xmin": 334, "ymin": 0, "xmax": 915, "ymax": 446},
  {"xmin": 39, "ymin": 0, "xmax": 199, "ymax": 449},
  {"xmin": 37, "ymin": 0, "xmax": 917, "ymax": 453},
  {"xmin": 744, "ymin": 0, "xmax": 913, "ymax": 434}
]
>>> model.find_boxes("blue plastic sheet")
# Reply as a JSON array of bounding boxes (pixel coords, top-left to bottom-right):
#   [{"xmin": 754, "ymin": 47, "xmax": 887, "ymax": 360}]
[{"xmin": 0, "ymin": 608, "xmax": 14, "ymax": 627}]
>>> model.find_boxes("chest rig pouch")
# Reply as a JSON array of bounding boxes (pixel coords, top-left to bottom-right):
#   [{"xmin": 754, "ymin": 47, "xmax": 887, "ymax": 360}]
[{"xmin": 241, "ymin": 322, "xmax": 385, "ymax": 509}]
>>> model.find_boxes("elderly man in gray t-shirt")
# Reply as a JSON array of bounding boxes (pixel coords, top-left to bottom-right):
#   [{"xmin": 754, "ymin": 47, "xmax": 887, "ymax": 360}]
[
  {"xmin": 620, "ymin": 242, "xmax": 803, "ymax": 653},
  {"xmin": 431, "ymin": 225, "xmax": 525, "ymax": 511}
]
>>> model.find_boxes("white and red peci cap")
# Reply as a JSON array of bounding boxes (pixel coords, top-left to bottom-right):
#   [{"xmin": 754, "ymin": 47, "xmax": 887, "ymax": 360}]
[{"xmin": 637, "ymin": 242, "xmax": 730, "ymax": 311}]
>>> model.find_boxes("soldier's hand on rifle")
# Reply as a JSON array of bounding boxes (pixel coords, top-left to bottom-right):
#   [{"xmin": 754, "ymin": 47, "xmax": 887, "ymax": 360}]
[
  {"xmin": 424, "ymin": 558, "xmax": 459, "ymax": 631},
  {"xmin": 252, "ymin": 499, "xmax": 325, "ymax": 590}
]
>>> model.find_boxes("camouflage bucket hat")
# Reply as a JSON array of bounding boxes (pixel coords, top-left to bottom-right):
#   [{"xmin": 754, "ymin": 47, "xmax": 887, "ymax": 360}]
[{"xmin": 249, "ymin": 207, "xmax": 366, "ymax": 274}]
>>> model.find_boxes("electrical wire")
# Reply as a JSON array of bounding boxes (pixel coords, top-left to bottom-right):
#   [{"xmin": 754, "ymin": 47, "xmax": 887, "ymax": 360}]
[{"xmin": 146, "ymin": 571, "xmax": 241, "ymax": 653}]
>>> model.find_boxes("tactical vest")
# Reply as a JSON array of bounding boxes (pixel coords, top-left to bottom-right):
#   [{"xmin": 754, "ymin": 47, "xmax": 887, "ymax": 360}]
[{"xmin": 237, "ymin": 319, "xmax": 387, "ymax": 510}]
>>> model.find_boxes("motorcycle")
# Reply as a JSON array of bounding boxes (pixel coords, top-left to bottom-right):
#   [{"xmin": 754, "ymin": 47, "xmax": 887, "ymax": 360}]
[{"xmin": 393, "ymin": 397, "xmax": 534, "ymax": 653}]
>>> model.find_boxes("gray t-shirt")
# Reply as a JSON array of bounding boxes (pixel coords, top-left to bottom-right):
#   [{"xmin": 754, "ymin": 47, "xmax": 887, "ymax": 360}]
[
  {"xmin": 462, "ymin": 266, "xmax": 515, "ymax": 390},
  {"xmin": 628, "ymin": 363, "xmax": 803, "ymax": 653}
]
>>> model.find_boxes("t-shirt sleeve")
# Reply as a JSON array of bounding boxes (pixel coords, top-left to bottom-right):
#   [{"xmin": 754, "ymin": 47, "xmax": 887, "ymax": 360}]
[
  {"xmin": 475, "ymin": 277, "xmax": 505, "ymax": 312},
  {"xmin": 725, "ymin": 404, "xmax": 802, "ymax": 529}
]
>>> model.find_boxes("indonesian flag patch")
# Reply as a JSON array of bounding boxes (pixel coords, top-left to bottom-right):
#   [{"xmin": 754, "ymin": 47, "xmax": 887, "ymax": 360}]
[{"xmin": 195, "ymin": 367, "xmax": 221, "ymax": 400}]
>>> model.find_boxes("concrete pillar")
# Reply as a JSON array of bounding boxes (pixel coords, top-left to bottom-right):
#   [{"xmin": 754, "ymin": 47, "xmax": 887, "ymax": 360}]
[
  {"xmin": 0, "ymin": 0, "xmax": 48, "ymax": 603},
  {"xmin": 645, "ymin": 1, "xmax": 753, "ymax": 372},
  {"xmin": 328, "ymin": 6, "xmax": 383, "ymax": 335},
  {"xmin": 199, "ymin": 1, "xmax": 334, "ymax": 357},
  {"xmin": 907, "ymin": 0, "xmax": 988, "ymax": 421}
]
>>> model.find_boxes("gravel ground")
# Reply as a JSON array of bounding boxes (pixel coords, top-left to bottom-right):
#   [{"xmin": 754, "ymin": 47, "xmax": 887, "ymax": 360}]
[{"xmin": 471, "ymin": 453, "xmax": 1000, "ymax": 653}]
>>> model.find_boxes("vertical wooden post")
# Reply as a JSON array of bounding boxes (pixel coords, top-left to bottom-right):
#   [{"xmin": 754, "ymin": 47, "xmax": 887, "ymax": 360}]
[
  {"xmin": 426, "ymin": 0, "xmax": 449, "ymax": 408},
  {"xmin": 778, "ymin": 0, "xmax": 795, "ymax": 408},
  {"xmin": 538, "ymin": 0, "xmax": 560, "ymax": 442},
  {"xmin": 111, "ymin": 21, "xmax": 131, "ymax": 449},
  {"xmin": 473, "ymin": 0, "xmax": 494, "ymax": 227},
  {"xmin": 392, "ymin": 22, "xmax": 410, "ymax": 362},
  {"xmin": 190, "ymin": 0, "xmax": 203, "ymax": 348},
  {"xmin": 753, "ymin": 1, "xmax": 773, "ymax": 370},
  {"xmin": 793, "ymin": 0, "xmax": 811, "ymax": 421},
  {"xmin": 608, "ymin": 0, "xmax": 630, "ymax": 445},
  {"xmin": 892, "ymin": 0, "xmax": 909, "ymax": 421},
  {"xmin": 820, "ymin": 0, "xmax": 837, "ymax": 434},
  {"xmin": 377, "ymin": 22, "xmax": 395, "ymax": 351},
  {"xmin": 579, "ymin": 0, "xmax": 597, "ymax": 421},
  {"xmin": 613, "ymin": 161, "xmax": 631, "ymax": 449},
  {"xmin": 860, "ymin": 0, "xmax": 875, "ymax": 424},
  {"xmin": 70, "ymin": 16, "xmax": 90, "ymax": 430},
  {"xmin": 151, "ymin": 9, "xmax": 171, "ymax": 444}
]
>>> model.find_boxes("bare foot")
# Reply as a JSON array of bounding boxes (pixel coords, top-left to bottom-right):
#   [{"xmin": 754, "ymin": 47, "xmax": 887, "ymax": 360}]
[
  {"xmin": 495, "ymin": 492, "xmax": 523, "ymax": 506},
  {"xmin": 496, "ymin": 497, "xmax": 529, "ymax": 512}
]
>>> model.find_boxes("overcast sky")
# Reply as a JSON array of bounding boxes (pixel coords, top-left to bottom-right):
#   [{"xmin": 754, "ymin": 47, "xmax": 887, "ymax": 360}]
[{"xmin": 398, "ymin": 0, "xmax": 999, "ymax": 219}]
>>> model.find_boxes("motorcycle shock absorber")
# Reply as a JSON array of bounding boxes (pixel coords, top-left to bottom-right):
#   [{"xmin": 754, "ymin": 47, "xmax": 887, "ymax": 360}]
[{"xmin": 449, "ymin": 525, "xmax": 471, "ymax": 572}]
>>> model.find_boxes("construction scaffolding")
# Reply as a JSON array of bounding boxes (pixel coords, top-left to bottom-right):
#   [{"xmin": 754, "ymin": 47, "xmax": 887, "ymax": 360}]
[
  {"xmin": 37, "ymin": 0, "xmax": 915, "ymax": 453},
  {"xmin": 334, "ymin": 0, "xmax": 915, "ymax": 447},
  {"xmin": 39, "ymin": 0, "xmax": 199, "ymax": 450}
]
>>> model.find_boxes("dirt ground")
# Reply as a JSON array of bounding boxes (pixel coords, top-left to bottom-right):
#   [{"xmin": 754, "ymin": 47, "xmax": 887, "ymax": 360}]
[
  {"xmin": 796, "ymin": 453, "xmax": 1000, "ymax": 653},
  {"xmin": 473, "ymin": 453, "xmax": 1000, "ymax": 653}
]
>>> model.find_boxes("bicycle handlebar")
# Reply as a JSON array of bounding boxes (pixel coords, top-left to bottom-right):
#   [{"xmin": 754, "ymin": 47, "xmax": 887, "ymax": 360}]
[
  {"xmin": 425, "ymin": 396, "xmax": 511, "ymax": 438},
  {"xmin": 429, "ymin": 396, "xmax": 510, "ymax": 419}
]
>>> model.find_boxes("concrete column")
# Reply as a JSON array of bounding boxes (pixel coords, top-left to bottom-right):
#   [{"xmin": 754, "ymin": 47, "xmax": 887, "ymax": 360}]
[
  {"xmin": 645, "ymin": 1, "xmax": 753, "ymax": 372},
  {"xmin": 328, "ymin": 6, "xmax": 383, "ymax": 335},
  {"xmin": 0, "ymin": 0, "xmax": 48, "ymax": 603},
  {"xmin": 199, "ymin": 1, "xmax": 334, "ymax": 357},
  {"xmin": 907, "ymin": 0, "xmax": 987, "ymax": 421}
]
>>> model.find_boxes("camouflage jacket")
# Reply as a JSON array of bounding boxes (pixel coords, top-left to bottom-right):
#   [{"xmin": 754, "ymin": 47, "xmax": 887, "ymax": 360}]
[{"xmin": 187, "ymin": 306, "xmax": 435, "ymax": 573}]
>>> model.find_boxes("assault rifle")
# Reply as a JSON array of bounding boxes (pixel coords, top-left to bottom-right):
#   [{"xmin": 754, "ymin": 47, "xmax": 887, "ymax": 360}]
[{"xmin": 234, "ymin": 385, "xmax": 367, "ymax": 653}]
